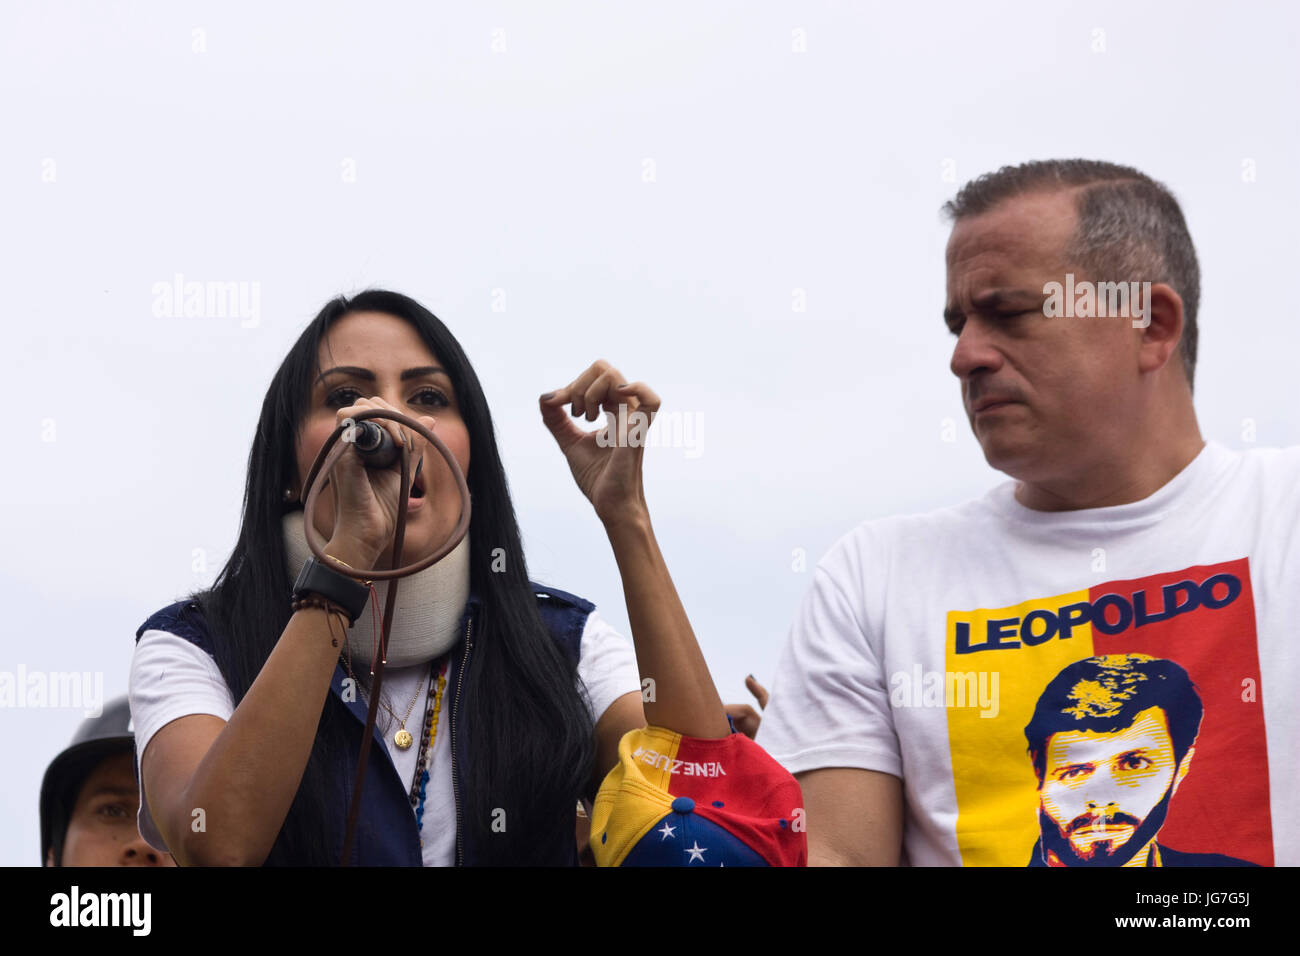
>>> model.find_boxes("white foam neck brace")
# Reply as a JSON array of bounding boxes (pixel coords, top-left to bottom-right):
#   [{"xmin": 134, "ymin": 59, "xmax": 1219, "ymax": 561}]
[{"xmin": 282, "ymin": 509, "xmax": 472, "ymax": 668}]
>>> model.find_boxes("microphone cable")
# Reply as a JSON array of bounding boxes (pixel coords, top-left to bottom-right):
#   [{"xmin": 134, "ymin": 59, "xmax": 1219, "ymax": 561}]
[{"xmin": 295, "ymin": 407, "xmax": 471, "ymax": 866}]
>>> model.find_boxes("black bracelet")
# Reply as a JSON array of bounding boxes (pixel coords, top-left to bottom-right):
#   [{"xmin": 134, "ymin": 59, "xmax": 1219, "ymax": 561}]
[
  {"xmin": 291, "ymin": 556, "xmax": 371, "ymax": 626},
  {"xmin": 290, "ymin": 594, "xmax": 350, "ymax": 619}
]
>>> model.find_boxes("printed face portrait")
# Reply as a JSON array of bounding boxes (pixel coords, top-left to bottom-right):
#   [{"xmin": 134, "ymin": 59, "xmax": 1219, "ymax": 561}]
[{"xmin": 1036, "ymin": 705, "xmax": 1191, "ymax": 865}]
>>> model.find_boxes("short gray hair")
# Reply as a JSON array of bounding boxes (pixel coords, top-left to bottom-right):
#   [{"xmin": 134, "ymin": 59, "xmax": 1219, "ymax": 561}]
[{"xmin": 942, "ymin": 160, "xmax": 1201, "ymax": 388}]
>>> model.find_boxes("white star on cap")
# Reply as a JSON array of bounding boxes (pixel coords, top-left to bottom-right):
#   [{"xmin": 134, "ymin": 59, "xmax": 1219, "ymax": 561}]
[
  {"xmin": 657, "ymin": 822, "xmax": 677, "ymax": 841},
  {"xmin": 685, "ymin": 841, "xmax": 707, "ymax": 863}
]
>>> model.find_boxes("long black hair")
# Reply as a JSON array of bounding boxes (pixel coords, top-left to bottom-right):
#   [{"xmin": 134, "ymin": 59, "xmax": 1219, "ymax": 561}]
[{"xmin": 185, "ymin": 289, "xmax": 594, "ymax": 865}]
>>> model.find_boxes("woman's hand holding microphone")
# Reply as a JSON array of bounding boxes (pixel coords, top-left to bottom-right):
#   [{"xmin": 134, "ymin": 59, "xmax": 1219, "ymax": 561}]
[{"xmin": 320, "ymin": 396, "xmax": 433, "ymax": 572}]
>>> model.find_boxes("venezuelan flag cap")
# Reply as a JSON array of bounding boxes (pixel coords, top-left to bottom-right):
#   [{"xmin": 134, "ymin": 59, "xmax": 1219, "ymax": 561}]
[{"xmin": 590, "ymin": 726, "xmax": 807, "ymax": 867}]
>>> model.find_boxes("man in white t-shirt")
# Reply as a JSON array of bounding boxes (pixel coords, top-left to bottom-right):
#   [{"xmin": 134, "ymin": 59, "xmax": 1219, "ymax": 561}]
[{"xmin": 757, "ymin": 159, "xmax": 1297, "ymax": 867}]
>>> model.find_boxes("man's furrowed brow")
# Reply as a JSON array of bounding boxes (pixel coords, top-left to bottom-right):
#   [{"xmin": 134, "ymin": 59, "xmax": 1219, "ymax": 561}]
[
  {"xmin": 945, "ymin": 287, "xmax": 1043, "ymax": 326},
  {"xmin": 971, "ymin": 287, "xmax": 1042, "ymax": 311}
]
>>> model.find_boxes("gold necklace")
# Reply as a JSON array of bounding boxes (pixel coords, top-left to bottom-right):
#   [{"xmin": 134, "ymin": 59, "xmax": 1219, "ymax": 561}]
[{"xmin": 341, "ymin": 653, "xmax": 427, "ymax": 750}]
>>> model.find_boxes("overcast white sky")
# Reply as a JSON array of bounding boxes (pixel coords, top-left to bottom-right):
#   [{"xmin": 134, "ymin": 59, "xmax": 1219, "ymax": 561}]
[{"xmin": 3, "ymin": 1, "xmax": 1298, "ymax": 865}]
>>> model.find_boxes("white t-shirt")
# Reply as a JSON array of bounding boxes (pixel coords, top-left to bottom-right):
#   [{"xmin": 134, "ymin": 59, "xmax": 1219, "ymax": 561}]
[
  {"xmin": 129, "ymin": 607, "xmax": 641, "ymax": 866},
  {"xmin": 758, "ymin": 441, "xmax": 1299, "ymax": 867}
]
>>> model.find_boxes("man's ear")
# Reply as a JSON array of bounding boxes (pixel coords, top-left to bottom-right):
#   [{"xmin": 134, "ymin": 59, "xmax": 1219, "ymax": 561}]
[
  {"xmin": 1137, "ymin": 282, "xmax": 1185, "ymax": 378},
  {"xmin": 1172, "ymin": 745, "xmax": 1196, "ymax": 794}
]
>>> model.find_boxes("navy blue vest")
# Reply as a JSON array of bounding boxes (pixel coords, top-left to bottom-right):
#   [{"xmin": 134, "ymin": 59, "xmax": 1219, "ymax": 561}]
[{"xmin": 134, "ymin": 582, "xmax": 594, "ymax": 866}]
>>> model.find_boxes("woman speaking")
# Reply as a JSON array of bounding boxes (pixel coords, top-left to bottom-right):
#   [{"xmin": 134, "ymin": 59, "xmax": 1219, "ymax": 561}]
[{"xmin": 127, "ymin": 289, "xmax": 803, "ymax": 866}]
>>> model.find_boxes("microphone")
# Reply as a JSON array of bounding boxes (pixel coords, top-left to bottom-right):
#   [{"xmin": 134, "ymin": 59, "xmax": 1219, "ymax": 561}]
[{"xmin": 349, "ymin": 420, "xmax": 401, "ymax": 469}]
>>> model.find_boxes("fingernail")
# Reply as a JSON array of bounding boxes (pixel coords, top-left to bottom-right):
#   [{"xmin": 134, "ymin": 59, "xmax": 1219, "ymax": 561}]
[
  {"xmin": 540, "ymin": 392, "xmax": 555, "ymax": 401},
  {"xmin": 616, "ymin": 383, "xmax": 630, "ymax": 389}
]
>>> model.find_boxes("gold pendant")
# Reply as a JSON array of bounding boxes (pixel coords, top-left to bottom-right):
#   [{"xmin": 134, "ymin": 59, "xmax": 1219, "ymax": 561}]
[{"xmin": 394, "ymin": 729, "xmax": 413, "ymax": 750}]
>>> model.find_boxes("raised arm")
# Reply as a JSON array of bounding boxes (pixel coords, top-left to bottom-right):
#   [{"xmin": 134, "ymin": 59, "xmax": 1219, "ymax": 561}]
[
  {"xmin": 540, "ymin": 361, "xmax": 730, "ymax": 747},
  {"xmin": 541, "ymin": 361, "xmax": 806, "ymax": 867}
]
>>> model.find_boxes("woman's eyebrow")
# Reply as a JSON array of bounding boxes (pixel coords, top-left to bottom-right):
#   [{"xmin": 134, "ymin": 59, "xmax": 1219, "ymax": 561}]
[
  {"xmin": 315, "ymin": 365, "xmax": 450, "ymax": 385},
  {"xmin": 400, "ymin": 366, "xmax": 450, "ymax": 382}
]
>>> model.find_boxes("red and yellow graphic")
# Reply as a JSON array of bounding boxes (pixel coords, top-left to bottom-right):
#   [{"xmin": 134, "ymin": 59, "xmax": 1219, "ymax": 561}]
[
  {"xmin": 590, "ymin": 726, "xmax": 807, "ymax": 866},
  {"xmin": 944, "ymin": 558, "xmax": 1271, "ymax": 866}
]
